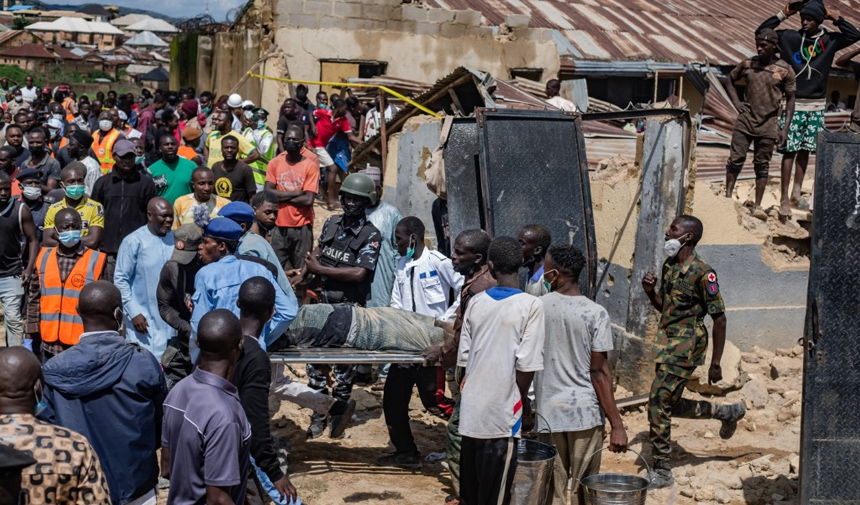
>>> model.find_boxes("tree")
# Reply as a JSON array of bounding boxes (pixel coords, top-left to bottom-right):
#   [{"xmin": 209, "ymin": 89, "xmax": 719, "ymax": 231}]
[{"xmin": 12, "ymin": 17, "xmax": 30, "ymax": 30}]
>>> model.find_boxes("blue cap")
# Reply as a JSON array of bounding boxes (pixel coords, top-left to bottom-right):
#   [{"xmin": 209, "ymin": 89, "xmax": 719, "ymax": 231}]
[
  {"xmin": 16, "ymin": 168, "xmax": 41, "ymax": 181},
  {"xmin": 218, "ymin": 201, "xmax": 255, "ymax": 223},
  {"xmin": 204, "ymin": 217, "xmax": 243, "ymax": 241}
]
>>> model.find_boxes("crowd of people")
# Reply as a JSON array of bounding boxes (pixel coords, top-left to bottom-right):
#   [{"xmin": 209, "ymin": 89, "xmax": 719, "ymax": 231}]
[{"xmin": 1, "ymin": 1, "xmax": 858, "ymax": 504}]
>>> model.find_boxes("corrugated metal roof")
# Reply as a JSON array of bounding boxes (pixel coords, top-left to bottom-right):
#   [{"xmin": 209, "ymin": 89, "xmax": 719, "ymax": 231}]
[
  {"xmin": 125, "ymin": 18, "xmax": 178, "ymax": 33},
  {"xmin": 124, "ymin": 30, "xmax": 168, "ymax": 47},
  {"xmin": 111, "ymin": 14, "xmax": 152, "ymax": 27},
  {"xmin": 0, "ymin": 43, "xmax": 60, "ymax": 59},
  {"xmin": 424, "ymin": 0, "xmax": 860, "ymax": 65},
  {"xmin": 27, "ymin": 17, "xmax": 124, "ymax": 35}
]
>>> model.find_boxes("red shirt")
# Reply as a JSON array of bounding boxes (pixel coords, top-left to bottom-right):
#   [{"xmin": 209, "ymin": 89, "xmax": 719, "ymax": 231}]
[
  {"xmin": 309, "ymin": 109, "xmax": 351, "ymax": 148},
  {"xmin": 265, "ymin": 152, "xmax": 320, "ymax": 228}
]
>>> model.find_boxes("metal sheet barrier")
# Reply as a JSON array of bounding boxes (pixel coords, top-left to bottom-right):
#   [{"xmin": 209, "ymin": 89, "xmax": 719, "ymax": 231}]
[
  {"xmin": 269, "ymin": 348, "xmax": 425, "ymax": 365},
  {"xmin": 444, "ymin": 118, "xmax": 482, "ymax": 242},
  {"xmin": 476, "ymin": 109, "xmax": 597, "ymax": 297},
  {"xmin": 800, "ymin": 131, "xmax": 860, "ymax": 503}
]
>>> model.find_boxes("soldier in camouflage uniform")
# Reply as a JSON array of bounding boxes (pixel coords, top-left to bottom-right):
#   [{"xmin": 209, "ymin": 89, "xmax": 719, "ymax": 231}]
[{"xmin": 642, "ymin": 215, "xmax": 746, "ymax": 488}]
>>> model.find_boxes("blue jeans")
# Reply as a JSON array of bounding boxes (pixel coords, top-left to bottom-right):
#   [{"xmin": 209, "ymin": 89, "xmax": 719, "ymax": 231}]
[
  {"xmin": 0, "ymin": 275, "xmax": 25, "ymax": 347},
  {"xmin": 251, "ymin": 456, "xmax": 302, "ymax": 505}
]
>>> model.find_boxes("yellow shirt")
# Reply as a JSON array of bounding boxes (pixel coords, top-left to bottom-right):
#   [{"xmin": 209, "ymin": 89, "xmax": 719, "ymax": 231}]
[
  {"xmin": 172, "ymin": 193, "xmax": 231, "ymax": 229},
  {"xmin": 43, "ymin": 196, "xmax": 105, "ymax": 236},
  {"xmin": 205, "ymin": 131, "xmax": 255, "ymax": 168}
]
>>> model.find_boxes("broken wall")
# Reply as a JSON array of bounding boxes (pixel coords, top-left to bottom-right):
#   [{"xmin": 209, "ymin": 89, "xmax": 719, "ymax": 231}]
[{"xmin": 196, "ymin": 29, "xmax": 263, "ymax": 102}]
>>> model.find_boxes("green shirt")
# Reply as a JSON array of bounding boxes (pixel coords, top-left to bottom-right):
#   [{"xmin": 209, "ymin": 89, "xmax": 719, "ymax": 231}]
[
  {"xmin": 147, "ymin": 157, "xmax": 197, "ymax": 205},
  {"xmin": 654, "ymin": 251, "xmax": 725, "ymax": 373}
]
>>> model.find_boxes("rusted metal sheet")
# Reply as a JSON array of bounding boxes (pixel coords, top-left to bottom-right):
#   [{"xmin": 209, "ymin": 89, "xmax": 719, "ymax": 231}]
[{"xmin": 426, "ymin": 0, "xmax": 860, "ymax": 66}]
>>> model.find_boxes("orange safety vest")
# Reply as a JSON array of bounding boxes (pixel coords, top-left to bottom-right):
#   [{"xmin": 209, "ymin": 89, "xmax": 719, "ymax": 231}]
[
  {"xmin": 36, "ymin": 247, "xmax": 107, "ymax": 346},
  {"xmin": 62, "ymin": 96, "xmax": 75, "ymax": 121},
  {"xmin": 92, "ymin": 129, "xmax": 120, "ymax": 174},
  {"xmin": 49, "ymin": 136, "xmax": 68, "ymax": 159}
]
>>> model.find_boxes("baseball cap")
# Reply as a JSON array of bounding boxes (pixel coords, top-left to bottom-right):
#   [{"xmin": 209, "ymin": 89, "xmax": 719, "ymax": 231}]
[
  {"xmin": 113, "ymin": 139, "xmax": 136, "ymax": 157},
  {"xmin": 756, "ymin": 28, "xmax": 779, "ymax": 43},
  {"xmin": 16, "ymin": 168, "xmax": 41, "ymax": 181},
  {"xmin": 204, "ymin": 217, "xmax": 243, "ymax": 241},
  {"xmin": 172, "ymin": 224, "xmax": 203, "ymax": 264},
  {"xmin": 182, "ymin": 126, "xmax": 203, "ymax": 141},
  {"xmin": 218, "ymin": 201, "xmax": 255, "ymax": 223},
  {"xmin": 227, "ymin": 93, "xmax": 243, "ymax": 108}
]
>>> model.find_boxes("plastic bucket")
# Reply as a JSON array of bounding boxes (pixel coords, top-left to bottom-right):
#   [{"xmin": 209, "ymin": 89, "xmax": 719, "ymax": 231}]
[
  {"xmin": 579, "ymin": 448, "xmax": 651, "ymax": 505},
  {"xmin": 510, "ymin": 438, "xmax": 557, "ymax": 505}
]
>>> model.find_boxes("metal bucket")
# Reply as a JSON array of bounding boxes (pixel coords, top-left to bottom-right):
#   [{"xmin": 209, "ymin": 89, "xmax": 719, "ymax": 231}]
[
  {"xmin": 579, "ymin": 448, "xmax": 651, "ymax": 505},
  {"xmin": 510, "ymin": 438, "xmax": 557, "ymax": 505}
]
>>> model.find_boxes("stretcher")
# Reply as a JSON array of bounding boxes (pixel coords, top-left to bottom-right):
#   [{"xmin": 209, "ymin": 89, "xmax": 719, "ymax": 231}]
[{"xmin": 269, "ymin": 348, "xmax": 426, "ymax": 365}]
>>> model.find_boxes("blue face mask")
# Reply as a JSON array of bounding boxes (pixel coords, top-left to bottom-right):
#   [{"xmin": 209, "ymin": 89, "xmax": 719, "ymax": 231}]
[
  {"xmin": 34, "ymin": 382, "xmax": 47, "ymax": 417},
  {"xmin": 135, "ymin": 155, "xmax": 145, "ymax": 165},
  {"xmin": 257, "ymin": 119, "xmax": 266, "ymax": 129},
  {"xmin": 63, "ymin": 184, "xmax": 86, "ymax": 200},
  {"xmin": 57, "ymin": 229, "xmax": 82, "ymax": 247},
  {"xmin": 406, "ymin": 237, "xmax": 415, "ymax": 259}
]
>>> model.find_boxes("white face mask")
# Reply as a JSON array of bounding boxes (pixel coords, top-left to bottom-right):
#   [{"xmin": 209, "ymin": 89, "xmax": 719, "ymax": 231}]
[
  {"xmin": 664, "ymin": 239, "xmax": 683, "ymax": 258},
  {"xmin": 22, "ymin": 186, "xmax": 41, "ymax": 200},
  {"xmin": 99, "ymin": 120, "xmax": 113, "ymax": 131}
]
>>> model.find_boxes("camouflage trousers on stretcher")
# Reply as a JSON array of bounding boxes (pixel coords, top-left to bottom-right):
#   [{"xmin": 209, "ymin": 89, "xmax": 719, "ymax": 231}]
[{"xmin": 648, "ymin": 363, "xmax": 717, "ymax": 461}]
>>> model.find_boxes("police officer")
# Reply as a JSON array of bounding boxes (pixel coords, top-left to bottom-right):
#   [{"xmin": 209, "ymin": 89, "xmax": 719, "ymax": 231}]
[
  {"xmin": 641, "ymin": 215, "xmax": 746, "ymax": 488},
  {"xmin": 291, "ymin": 173, "xmax": 382, "ymax": 439}
]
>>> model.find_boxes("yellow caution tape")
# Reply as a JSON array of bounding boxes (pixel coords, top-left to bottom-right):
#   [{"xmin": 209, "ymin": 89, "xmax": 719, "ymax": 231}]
[{"xmin": 247, "ymin": 72, "xmax": 441, "ymax": 118}]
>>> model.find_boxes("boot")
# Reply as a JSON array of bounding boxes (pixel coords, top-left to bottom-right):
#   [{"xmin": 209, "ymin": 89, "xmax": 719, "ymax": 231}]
[
  {"xmin": 376, "ymin": 451, "xmax": 422, "ymax": 470},
  {"xmin": 307, "ymin": 412, "xmax": 327, "ymax": 440},
  {"xmin": 329, "ymin": 399, "xmax": 357, "ymax": 439},
  {"xmin": 715, "ymin": 402, "xmax": 746, "ymax": 439},
  {"xmin": 651, "ymin": 459, "xmax": 674, "ymax": 489}
]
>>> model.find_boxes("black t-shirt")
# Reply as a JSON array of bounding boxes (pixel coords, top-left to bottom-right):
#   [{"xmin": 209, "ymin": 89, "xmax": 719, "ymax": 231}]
[
  {"xmin": 212, "ymin": 160, "xmax": 256, "ymax": 203},
  {"xmin": 56, "ymin": 146, "xmax": 73, "ymax": 168},
  {"xmin": 90, "ymin": 170, "xmax": 158, "ymax": 254},
  {"xmin": 14, "ymin": 147, "xmax": 30, "ymax": 170}
]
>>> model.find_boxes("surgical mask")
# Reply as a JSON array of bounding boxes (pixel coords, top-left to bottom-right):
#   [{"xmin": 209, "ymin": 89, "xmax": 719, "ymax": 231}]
[
  {"xmin": 22, "ymin": 186, "xmax": 41, "ymax": 200},
  {"xmin": 257, "ymin": 119, "xmax": 266, "ymax": 129},
  {"xmin": 34, "ymin": 382, "xmax": 48, "ymax": 417},
  {"xmin": 202, "ymin": 105, "xmax": 212, "ymax": 114},
  {"xmin": 406, "ymin": 237, "xmax": 416, "ymax": 259},
  {"xmin": 56, "ymin": 229, "xmax": 82, "ymax": 247},
  {"xmin": 135, "ymin": 155, "xmax": 145, "ymax": 165},
  {"xmin": 664, "ymin": 238, "xmax": 685, "ymax": 258},
  {"xmin": 543, "ymin": 269, "xmax": 558, "ymax": 292},
  {"xmin": 99, "ymin": 120, "xmax": 112, "ymax": 131},
  {"xmin": 284, "ymin": 139, "xmax": 302, "ymax": 152},
  {"xmin": 14, "ymin": 95, "xmax": 22, "ymax": 103},
  {"xmin": 63, "ymin": 184, "xmax": 86, "ymax": 200}
]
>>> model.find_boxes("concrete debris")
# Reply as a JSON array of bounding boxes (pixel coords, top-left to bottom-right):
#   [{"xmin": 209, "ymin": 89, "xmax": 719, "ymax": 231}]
[
  {"xmin": 688, "ymin": 340, "xmax": 743, "ymax": 394},
  {"xmin": 770, "ymin": 356, "xmax": 802, "ymax": 380},
  {"xmin": 741, "ymin": 378, "xmax": 770, "ymax": 409}
]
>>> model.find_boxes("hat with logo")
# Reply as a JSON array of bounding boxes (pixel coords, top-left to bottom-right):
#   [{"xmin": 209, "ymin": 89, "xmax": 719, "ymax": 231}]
[{"xmin": 172, "ymin": 224, "xmax": 204, "ymax": 264}]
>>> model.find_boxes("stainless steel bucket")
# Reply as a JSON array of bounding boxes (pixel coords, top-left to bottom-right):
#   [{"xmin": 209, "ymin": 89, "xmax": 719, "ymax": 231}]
[
  {"xmin": 579, "ymin": 448, "xmax": 651, "ymax": 505},
  {"xmin": 511, "ymin": 438, "xmax": 557, "ymax": 505}
]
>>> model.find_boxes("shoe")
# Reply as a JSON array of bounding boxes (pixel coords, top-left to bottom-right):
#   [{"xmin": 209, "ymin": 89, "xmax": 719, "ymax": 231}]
[
  {"xmin": 371, "ymin": 380, "xmax": 386, "ymax": 391},
  {"xmin": 376, "ymin": 451, "xmax": 422, "ymax": 470},
  {"xmin": 650, "ymin": 460, "xmax": 674, "ymax": 489},
  {"xmin": 353, "ymin": 371, "xmax": 374, "ymax": 386},
  {"xmin": 715, "ymin": 402, "xmax": 746, "ymax": 439},
  {"xmin": 329, "ymin": 399, "xmax": 357, "ymax": 439},
  {"xmin": 306, "ymin": 412, "xmax": 327, "ymax": 440}
]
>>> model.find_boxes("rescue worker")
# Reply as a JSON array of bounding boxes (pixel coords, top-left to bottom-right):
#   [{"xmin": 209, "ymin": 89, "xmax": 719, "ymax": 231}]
[
  {"xmin": 91, "ymin": 111, "xmax": 125, "ymax": 175},
  {"xmin": 289, "ymin": 173, "xmax": 382, "ymax": 439},
  {"xmin": 26, "ymin": 208, "xmax": 108, "ymax": 359},
  {"xmin": 641, "ymin": 215, "xmax": 746, "ymax": 488},
  {"xmin": 249, "ymin": 107, "xmax": 276, "ymax": 192}
]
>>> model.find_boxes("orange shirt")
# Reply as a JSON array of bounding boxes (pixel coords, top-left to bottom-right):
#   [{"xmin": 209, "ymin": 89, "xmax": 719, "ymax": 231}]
[
  {"xmin": 265, "ymin": 152, "xmax": 319, "ymax": 228},
  {"xmin": 177, "ymin": 146, "xmax": 199, "ymax": 162}
]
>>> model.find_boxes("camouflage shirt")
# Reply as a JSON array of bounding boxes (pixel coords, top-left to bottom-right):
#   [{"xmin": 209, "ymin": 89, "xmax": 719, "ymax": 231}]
[{"xmin": 654, "ymin": 251, "xmax": 725, "ymax": 371}]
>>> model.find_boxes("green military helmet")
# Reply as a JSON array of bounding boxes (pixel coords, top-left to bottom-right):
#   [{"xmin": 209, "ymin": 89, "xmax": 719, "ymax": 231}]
[{"xmin": 339, "ymin": 173, "xmax": 378, "ymax": 205}]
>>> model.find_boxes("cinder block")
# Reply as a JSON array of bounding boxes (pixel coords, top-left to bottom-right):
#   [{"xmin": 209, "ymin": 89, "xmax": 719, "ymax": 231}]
[
  {"xmin": 504, "ymin": 14, "xmax": 530, "ymax": 28},
  {"xmin": 453, "ymin": 9, "xmax": 482, "ymax": 26},
  {"xmin": 363, "ymin": 4, "xmax": 395, "ymax": 20},
  {"xmin": 347, "ymin": 18, "xmax": 376, "ymax": 30},
  {"xmin": 385, "ymin": 20, "xmax": 416, "ymax": 32},
  {"xmin": 439, "ymin": 22, "xmax": 466, "ymax": 38},
  {"xmin": 427, "ymin": 8, "xmax": 455, "ymax": 23},
  {"xmin": 290, "ymin": 13, "xmax": 318, "ymax": 28},
  {"xmin": 402, "ymin": 4, "xmax": 428, "ymax": 22},
  {"xmin": 334, "ymin": 2, "xmax": 362, "ymax": 17},
  {"xmin": 304, "ymin": 1, "xmax": 332, "ymax": 15},
  {"xmin": 279, "ymin": 0, "xmax": 304, "ymax": 14},
  {"xmin": 414, "ymin": 21, "xmax": 440, "ymax": 36},
  {"xmin": 318, "ymin": 15, "xmax": 344, "ymax": 29},
  {"xmin": 466, "ymin": 25, "xmax": 493, "ymax": 38}
]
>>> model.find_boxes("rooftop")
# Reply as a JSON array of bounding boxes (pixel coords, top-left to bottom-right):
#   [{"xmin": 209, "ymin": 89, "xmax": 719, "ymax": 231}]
[
  {"xmin": 111, "ymin": 13, "xmax": 152, "ymax": 27},
  {"xmin": 123, "ymin": 30, "xmax": 168, "ymax": 47},
  {"xmin": 125, "ymin": 17, "xmax": 178, "ymax": 33},
  {"xmin": 26, "ymin": 17, "xmax": 124, "ymax": 35},
  {"xmin": 0, "ymin": 42, "xmax": 81, "ymax": 60}
]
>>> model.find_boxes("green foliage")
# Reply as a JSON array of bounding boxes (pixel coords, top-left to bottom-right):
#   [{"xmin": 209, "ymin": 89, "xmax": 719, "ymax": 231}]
[
  {"xmin": 0, "ymin": 64, "xmax": 38, "ymax": 84},
  {"xmin": 12, "ymin": 16, "xmax": 30, "ymax": 30}
]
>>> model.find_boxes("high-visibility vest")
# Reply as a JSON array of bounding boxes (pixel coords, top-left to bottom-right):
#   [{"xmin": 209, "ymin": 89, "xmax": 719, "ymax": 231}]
[
  {"xmin": 36, "ymin": 247, "xmax": 107, "ymax": 346},
  {"xmin": 92, "ymin": 129, "xmax": 121, "ymax": 174},
  {"xmin": 49, "ymin": 136, "xmax": 68, "ymax": 159},
  {"xmin": 250, "ymin": 129, "xmax": 275, "ymax": 187},
  {"xmin": 62, "ymin": 97, "xmax": 75, "ymax": 121}
]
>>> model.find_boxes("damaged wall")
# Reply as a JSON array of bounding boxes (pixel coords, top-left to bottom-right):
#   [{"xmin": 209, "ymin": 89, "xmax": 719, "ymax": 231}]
[{"xmin": 197, "ymin": 29, "xmax": 263, "ymax": 102}]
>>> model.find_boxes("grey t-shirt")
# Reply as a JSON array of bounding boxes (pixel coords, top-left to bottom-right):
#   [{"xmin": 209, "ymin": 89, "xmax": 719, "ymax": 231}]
[
  {"xmin": 534, "ymin": 292, "xmax": 614, "ymax": 433},
  {"xmin": 162, "ymin": 368, "xmax": 252, "ymax": 505}
]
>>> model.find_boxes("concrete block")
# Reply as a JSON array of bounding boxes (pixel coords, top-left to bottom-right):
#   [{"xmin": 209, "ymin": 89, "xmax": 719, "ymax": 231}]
[
  {"xmin": 427, "ymin": 8, "xmax": 455, "ymax": 23},
  {"xmin": 363, "ymin": 4, "xmax": 395, "ymax": 20},
  {"xmin": 347, "ymin": 18, "xmax": 384, "ymax": 31},
  {"xmin": 333, "ymin": 2, "xmax": 362, "ymax": 18},
  {"xmin": 279, "ymin": 0, "xmax": 304, "ymax": 14},
  {"xmin": 414, "ymin": 21, "xmax": 440, "ymax": 36},
  {"xmin": 466, "ymin": 25, "xmax": 493, "ymax": 38},
  {"xmin": 385, "ymin": 20, "xmax": 416, "ymax": 32},
  {"xmin": 439, "ymin": 22, "xmax": 466, "ymax": 38},
  {"xmin": 521, "ymin": 27, "xmax": 552, "ymax": 41},
  {"xmin": 504, "ymin": 14, "xmax": 530, "ymax": 28},
  {"xmin": 402, "ymin": 4, "xmax": 427, "ymax": 22},
  {"xmin": 453, "ymin": 9, "xmax": 482, "ymax": 26},
  {"xmin": 318, "ymin": 15, "xmax": 345, "ymax": 29},
  {"xmin": 289, "ymin": 13, "xmax": 318, "ymax": 28},
  {"xmin": 304, "ymin": 0, "xmax": 332, "ymax": 15}
]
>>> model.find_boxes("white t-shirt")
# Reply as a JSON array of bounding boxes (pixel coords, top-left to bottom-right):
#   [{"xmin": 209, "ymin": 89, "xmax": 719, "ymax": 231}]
[
  {"xmin": 390, "ymin": 249, "xmax": 463, "ymax": 321},
  {"xmin": 458, "ymin": 288, "xmax": 545, "ymax": 439},
  {"xmin": 534, "ymin": 293, "xmax": 614, "ymax": 433},
  {"xmin": 363, "ymin": 104, "xmax": 397, "ymax": 141},
  {"xmin": 547, "ymin": 95, "xmax": 578, "ymax": 112},
  {"xmin": 20, "ymin": 85, "xmax": 38, "ymax": 103},
  {"xmin": 82, "ymin": 156, "xmax": 102, "ymax": 196}
]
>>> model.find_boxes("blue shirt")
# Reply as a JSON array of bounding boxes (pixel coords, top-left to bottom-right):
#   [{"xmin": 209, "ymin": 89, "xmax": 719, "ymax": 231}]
[
  {"xmin": 238, "ymin": 231, "xmax": 290, "ymax": 294},
  {"xmin": 114, "ymin": 225, "xmax": 176, "ymax": 360},
  {"xmin": 190, "ymin": 255, "xmax": 297, "ymax": 361}
]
